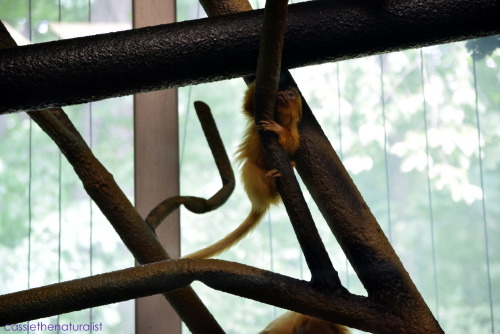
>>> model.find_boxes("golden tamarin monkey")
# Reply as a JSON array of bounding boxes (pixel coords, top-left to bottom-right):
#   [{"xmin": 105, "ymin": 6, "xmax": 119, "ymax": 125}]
[
  {"xmin": 185, "ymin": 82, "xmax": 302, "ymax": 259},
  {"xmin": 259, "ymin": 311, "xmax": 351, "ymax": 334}
]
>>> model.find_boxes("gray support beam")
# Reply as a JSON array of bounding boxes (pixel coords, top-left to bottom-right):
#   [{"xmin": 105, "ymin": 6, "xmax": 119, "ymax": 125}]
[
  {"xmin": 133, "ymin": 1, "xmax": 181, "ymax": 334},
  {"xmin": 0, "ymin": 0, "xmax": 499, "ymax": 114}
]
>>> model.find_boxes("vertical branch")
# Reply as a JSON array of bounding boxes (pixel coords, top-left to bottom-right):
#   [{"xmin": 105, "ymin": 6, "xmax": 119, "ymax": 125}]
[
  {"xmin": 199, "ymin": 2, "xmax": 443, "ymax": 331},
  {"xmin": 252, "ymin": 1, "xmax": 341, "ymax": 287}
]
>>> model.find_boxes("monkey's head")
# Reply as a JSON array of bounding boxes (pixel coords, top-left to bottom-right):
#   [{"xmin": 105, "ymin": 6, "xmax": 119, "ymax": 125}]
[
  {"xmin": 275, "ymin": 87, "xmax": 302, "ymax": 121},
  {"xmin": 243, "ymin": 82, "xmax": 302, "ymax": 123}
]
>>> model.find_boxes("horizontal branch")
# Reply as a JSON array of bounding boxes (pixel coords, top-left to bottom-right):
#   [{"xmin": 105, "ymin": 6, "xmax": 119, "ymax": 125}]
[
  {"xmin": 0, "ymin": 0, "xmax": 498, "ymax": 113},
  {"xmin": 0, "ymin": 259, "xmax": 393, "ymax": 333}
]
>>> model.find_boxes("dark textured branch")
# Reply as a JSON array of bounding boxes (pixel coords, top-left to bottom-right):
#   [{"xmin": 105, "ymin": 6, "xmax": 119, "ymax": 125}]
[
  {"xmin": 145, "ymin": 101, "xmax": 235, "ymax": 230},
  {"xmin": 199, "ymin": 0, "xmax": 252, "ymax": 15},
  {"xmin": 277, "ymin": 71, "xmax": 444, "ymax": 333},
  {"xmin": 202, "ymin": 2, "xmax": 442, "ymax": 332},
  {"xmin": 0, "ymin": 22, "xmax": 224, "ymax": 334},
  {"xmin": 252, "ymin": 0, "xmax": 340, "ymax": 287},
  {"xmin": 28, "ymin": 99, "xmax": 224, "ymax": 334},
  {"xmin": 0, "ymin": 259, "xmax": 393, "ymax": 333},
  {"xmin": 1, "ymin": 0, "xmax": 499, "ymax": 114}
]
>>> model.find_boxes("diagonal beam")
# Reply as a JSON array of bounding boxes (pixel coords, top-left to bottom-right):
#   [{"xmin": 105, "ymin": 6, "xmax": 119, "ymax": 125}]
[{"xmin": 0, "ymin": 0, "xmax": 499, "ymax": 114}]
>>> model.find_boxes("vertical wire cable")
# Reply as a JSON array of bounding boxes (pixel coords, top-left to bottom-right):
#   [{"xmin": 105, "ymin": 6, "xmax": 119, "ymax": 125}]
[
  {"xmin": 179, "ymin": 86, "xmax": 193, "ymax": 169},
  {"xmin": 336, "ymin": 62, "xmax": 350, "ymax": 289},
  {"xmin": 28, "ymin": 107, "xmax": 33, "ymax": 334},
  {"xmin": 88, "ymin": 103, "xmax": 94, "ymax": 334},
  {"xmin": 58, "ymin": 0, "xmax": 62, "ymax": 25},
  {"xmin": 57, "ymin": 4, "xmax": 62, "ymax": 281},
  {"xmin": 420, "ymin": 49, "xmax": 440, "ymax": 321},
  {"xmin": 88, "ymin": 1, "xmax": 94, "ymax": 332},
  {"xmin": 266, "ymin": 213, "xmax": 275, "ymax": 273},
  {"xmin": 56, "ymin": 2, "xmax": 62, "ymax": 333},
  {"xmin": 27, "ymin": 2, "xmax": 33, "ymax": 333},
  {"xmin": 57, "ymin": 152, "xmax": 62, "ymax": 334},
  {"xmin": 265, "ymin": 212, "xmax": 277, "ymax": 319},
  {"xmin": 379, "ymin": 55, "xmax": 392, "ymax": 243},
  {"xmin": 472, "ymin": 57, "xmax": 495, "ymax": 334},
  {"xmin": 179, "ymin": 4, "xmax": 201, "ymax": 169},
  {"xmin": 336, "ymin": 63, "xmax": 344, "ymax": 161}
]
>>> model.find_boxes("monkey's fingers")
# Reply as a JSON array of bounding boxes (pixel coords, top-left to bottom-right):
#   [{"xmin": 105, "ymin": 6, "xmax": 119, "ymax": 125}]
[
  {"xmin": 265, "ymin": 169, "xmax": 282, "ymax": 178},
  {"xmin": 257, "ymin": 120, "xmax": 284, "ymax": 135}
]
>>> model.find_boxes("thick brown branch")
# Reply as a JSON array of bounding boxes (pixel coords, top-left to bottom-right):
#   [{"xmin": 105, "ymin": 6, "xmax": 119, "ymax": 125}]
[
  {"xmin": 278, "ymin": 71, "xmax": 444, "ymax": 333},
  {"xmin": 29, "ymin": 105, "xmax": 224, "ymax": 334},
  {"xmin": 0, "ymin": 259, "xmax": 394, "ymax": 333},
  {"xmin": 201, "ymin": 2, "xmax": 444, "ymax": 332},
  {"xmin": 0, "ymin": 22, "xmax": 224, "ymax": 334},
  {"xmin": 199, "ymin": 0, "xmax": 252, "ymax": 15},
  {"xmin": 1, "ymin": 0, "xmax": 498, "ymax": 113},
  {"xmin": 145, "ymin": 101, "xmax": 235, "ymax": 230},
  {"xmin": 252, "ymin": 0, "xmax": 340, "ymax": 287}
]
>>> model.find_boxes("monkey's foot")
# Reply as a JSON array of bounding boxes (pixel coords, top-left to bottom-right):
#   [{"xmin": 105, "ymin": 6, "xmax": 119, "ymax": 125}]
[
  {"xmin": 257, "ymin": 120, "xmax": 284, "ymax": 135},
  {"xmin": 265, "ymin": 169, "xmax": 281, "ymax": 178}
]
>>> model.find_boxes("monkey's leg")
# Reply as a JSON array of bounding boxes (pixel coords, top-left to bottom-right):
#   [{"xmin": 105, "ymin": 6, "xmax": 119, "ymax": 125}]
[{"xmin": 241, "ymin": 161, "xmax": 281, "ymax": 209}]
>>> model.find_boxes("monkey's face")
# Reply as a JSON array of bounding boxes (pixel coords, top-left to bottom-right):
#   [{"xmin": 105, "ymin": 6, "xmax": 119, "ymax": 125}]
[
  {"xmin": 275, "ymin": 88, "xmax": 302, "ymax": 121},
  {"xmin": 276, "ymin": 89, "xmax": 297, "ymax": 108}
]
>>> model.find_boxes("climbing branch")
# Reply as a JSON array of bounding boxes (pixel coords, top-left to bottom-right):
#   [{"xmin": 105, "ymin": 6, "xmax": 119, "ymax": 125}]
[
  {"xmin": 145, "ymin": 101, "xmax": 235, "ymax": 231},
  {"xmin": 0, "ymin": 259, "xmax": 394, "ymax": 333},
  {"xmin": 200, "ymin": 1, "xmax": 444, "ymax": 333},
  {"xmin": 251, "ymin": 0, "xmax": 341, "ymax": 287},
  {"xmin": 1, "ymin": 0, "xmax": 498, "ymax": 114},
  {"xmin": 0, "ymin": 22, "xmax": 224, "ymax": 334}
]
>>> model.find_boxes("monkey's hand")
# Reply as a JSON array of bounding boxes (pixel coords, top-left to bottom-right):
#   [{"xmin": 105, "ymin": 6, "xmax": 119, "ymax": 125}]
[
  {"xmin": 265, "ymin": 169, "xmax": 281, "ymax": 178},
  {"xmin": 257, "ymin": 120, "xmax": 285, "ymax": 135}
]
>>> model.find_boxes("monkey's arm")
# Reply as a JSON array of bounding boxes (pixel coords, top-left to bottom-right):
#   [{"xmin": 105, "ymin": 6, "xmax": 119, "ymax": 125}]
[{"xmin": 257, "ymin": 120, "xmax": 297, "ymax": 150}]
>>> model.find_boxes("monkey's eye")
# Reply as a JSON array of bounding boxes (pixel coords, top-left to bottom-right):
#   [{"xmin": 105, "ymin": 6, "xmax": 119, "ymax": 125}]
[{"xmin": 287, "ymin": 92, "xmax": 295, "ymax": 98}]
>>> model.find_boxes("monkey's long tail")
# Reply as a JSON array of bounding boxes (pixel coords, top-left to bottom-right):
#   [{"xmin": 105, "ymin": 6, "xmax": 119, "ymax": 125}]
[{"xmin": 183, "ymin": 208, "xmax": 266, "ymax": 259}]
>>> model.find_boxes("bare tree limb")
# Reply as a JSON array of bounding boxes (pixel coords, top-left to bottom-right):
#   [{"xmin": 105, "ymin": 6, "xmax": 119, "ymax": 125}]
[
  {"xmin": 251, "ymin": 0, "xmax": 340, "ymax": 288},
  {"xmin": 201, "ymin": 2, "xmax": 444, "ymax": 333},
  {"xmin": 0, "ymin": 22, "xmax": 224, "ymax": 334},
  {"xmin": 282, "ymin": 71, "xmax": 444, "ymax": 333},
  {"xmin": 1, "ymin": 0, "xmax": 498, "ymax": 114},
  {"xmin": 199, "ymin": 0, "xmax": 252, "ymax": 15},
  {"xmin": 0, "ymin": 259, "xmax": 396, "ymax": 333},
  {"xmin": 145, "ymin": 101, "xmax": 235, "ymax": 231}
]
